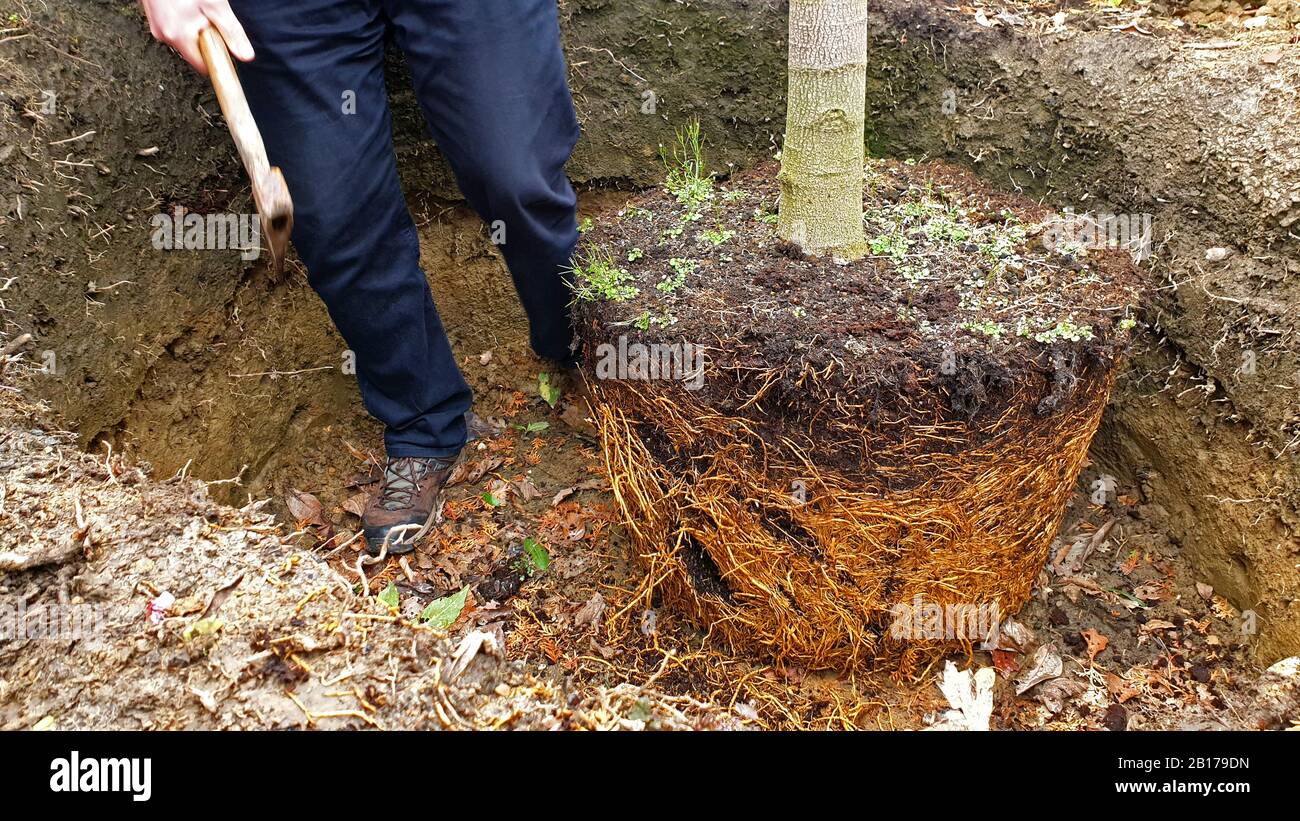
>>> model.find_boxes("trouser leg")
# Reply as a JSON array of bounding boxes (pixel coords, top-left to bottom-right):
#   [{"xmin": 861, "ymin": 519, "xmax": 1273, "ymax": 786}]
[
  {"xmin": 386, "ymin": 0, "xmax": 581, "ymax": 362},
  {"xmin": 229, "ymin": 0, "xmax": 471, "ymax": 457}
]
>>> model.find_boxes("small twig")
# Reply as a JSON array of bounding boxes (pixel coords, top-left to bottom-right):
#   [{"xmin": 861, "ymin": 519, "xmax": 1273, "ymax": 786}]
[
  {"xmin": 1, "ymin": 333, "xmax": 33, "ymax": 358},
  {"xmin": 351, "ymin": 543, "xmax": 387, "ymax": 595},
  {"xmin": 48, "ymin": 130, "xmax": 96, "ymax": 146},
  {"xmin": 205, "ymin": 464, "xmax": 248, "ymax": 487},
  {"xmin": 101, "ymin": 441, "xmax": 119, "ymax": 484},
  {"xmin": 229, "ymin": 366, "xmax": 334, "ymax": 379},
  {"xmin": 322, "ymin": 529, "xmax": 363, "ymax": 558}
]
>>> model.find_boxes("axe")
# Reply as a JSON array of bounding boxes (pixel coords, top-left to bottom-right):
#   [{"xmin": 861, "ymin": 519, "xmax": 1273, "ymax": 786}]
[{"xmin": 198, "ymin": 26, "xmax": 293, "ymax": 271}]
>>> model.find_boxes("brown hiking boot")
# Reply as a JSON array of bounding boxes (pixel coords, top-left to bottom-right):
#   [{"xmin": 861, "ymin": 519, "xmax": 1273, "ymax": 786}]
[{"xmin": 362, "ymin": 455, "xmax": 458, "ymax": 555}]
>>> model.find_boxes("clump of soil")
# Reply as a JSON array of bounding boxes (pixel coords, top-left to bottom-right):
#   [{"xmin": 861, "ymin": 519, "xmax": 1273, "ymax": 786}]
[
  {"xmin": 567, "ymin": 156, "xmax": 1146, "ymax": 668},
  {"xmin": 575, "ymin": 158, "xmax": 1143, "ymax": 480}
]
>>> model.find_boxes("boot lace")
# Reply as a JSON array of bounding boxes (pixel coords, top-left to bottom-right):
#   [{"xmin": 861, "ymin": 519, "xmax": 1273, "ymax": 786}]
[{"xmin": 378, "ymin": 457, "xmax": 449, "ymax": 511}]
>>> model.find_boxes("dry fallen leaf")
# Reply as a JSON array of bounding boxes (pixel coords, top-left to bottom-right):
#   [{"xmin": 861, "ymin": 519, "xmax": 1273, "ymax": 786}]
[
  {"xmin": 988, "ymin": 617, "xmax": 1036, "ymax": 653},
  {"xmin": 1133, "ymin": 581, "xmax": 1171, "ymax": 602},
  {"xmin": 1105, "ymin": 672, "xmax": 1141, "ymax": 703},
  {"xmin": 550, "ymin": 477, "xmax": 605, "ymax": 507},
  {"xmin": 341, "ymin": 439, "xmax": 375, "ymax": 464},
  {"xmin": 1140, "ymin": 618, "xmax": 1177, "ymax": 634},
  {"xmin": 200, "ymin": 574, "xmax": 244, "ymax": 620},
  {"xmin": 1119, "ymin": 549, "xmax": 1141, "ymax": 576},
  {"xmin": 285, "ymin": 488, "xmax": 327, "ymax": 528},
  {"xmin": 1082, "ymin": 628, "xmax": 1110, "ymax": 665},
  {"xmin": 1015, "ymin": 644, "xmax": 1063, "ymax": 695},
  {"xmin": 342, "ymin": 492, "xmax": 369, "ymax": 518},
  {"xmin": 991, "ymin": 649, "xmax": 1020, "ymax": 677},
  {"xmin": 574, "ymin": 592, "xmax": 607, "ymax": 628},
  {"xmin": 467, "ymin": 455, "xmax": 505, "ymax": 485},
  {"xmin": 515, "ymin": 476, "xmax": 540, "ymax": 501},
  {"xmin": 929, "ymin": 662, "xmax": 996, "ymax": 731},
  {"xmin": 1035, "ymin": 676, "xmax": 1085, "ymax": 715},
  {"xmin": 486, "ymin": 478, "xmax": 511, "ymax": 504},
  {"xmin": 1211, "ymin": 594, "xmax": 1239, "ymax": 620}
]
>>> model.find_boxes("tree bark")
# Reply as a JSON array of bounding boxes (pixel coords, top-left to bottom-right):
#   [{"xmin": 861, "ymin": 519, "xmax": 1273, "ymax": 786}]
[{"xmin": 777, "ymin": 0, "xmax": 868, "ymax": 258}]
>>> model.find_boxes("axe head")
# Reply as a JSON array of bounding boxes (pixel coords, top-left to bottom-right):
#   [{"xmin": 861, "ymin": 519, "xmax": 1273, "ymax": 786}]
[{"xmin": 253, "ymin": 166, "xmax": 294, "ymax": 273}]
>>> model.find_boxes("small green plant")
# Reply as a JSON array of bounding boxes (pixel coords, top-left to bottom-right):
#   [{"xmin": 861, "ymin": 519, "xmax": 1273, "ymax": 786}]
[
  {"xmin": 661, "ymin": 120, "xmax": 712, "ymax": 210},
  {"xmin": 899, "ymin": 195, "xmax": 945, "ymax": 219},
  {"xmin": 977, "ymin": 219, "xmax": 1028, "ymax": 260},
  {"xmin": 700, "ymin": 225, "xmax": 735, "ymax": 246},
  {"xmin": 538, "ymin": 372, "xmax": 561, "ymax": 407},
  {"xmin": 632, "ymin": 310, "xmax": 675, "ymax": 330},
  {"xmin": 869, "ymin": 230, "xmax": 912, "ymax": 260},
  {"xmin": 668, "ymin": 257, "xmax": 696, "ymax": 276},
  {"xmin": 516, "ymin": 537, "xmax": 551, "ymax": 576},
  {"xmin": 899, "ymin": 264, "xmax": 930, "ymax": 286},
  {"xmin": 1032, "ymin": 319, "xmax": 1095, "ymax": 343},
  {"xmin": 627, "ymin": 247, "xmax": 644, "ymax": 262},
  {"xmin": 722, "ymin": 188, "xmax": 747, "ymax": 203},
  {"xmin": 622, "ymin": 206, "xmax": 653, "ymax": 221},
  {"xmin": 571, "ymin": 246, "xmax": 639, "ymax": 302},
  {"xmin": 577, "ymin": 216, "xmax": 594, "ymax": 234},
  {"xmin": 419, "ymin": 586, "xmax": 469, "ymax": 630},
  {"xmin": 922, "ymin": 213, "xmax": 973, "ymax": 244},
  {"xmin": 657, "ymin": 257, "xmax": 694, "ymax": 293},
  {"xmin": 962, "ymin": 319, "xmax": 1006, "ymax": 339},
  {"xmin": 791, "ymin": 306, "xmax": 807, "ymax": 319}
]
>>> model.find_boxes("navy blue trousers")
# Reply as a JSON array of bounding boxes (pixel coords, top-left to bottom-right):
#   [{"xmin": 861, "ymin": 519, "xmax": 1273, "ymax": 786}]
[{"xmin": 229, "ymin": 0, "xmax": 580, "ymax": 458}]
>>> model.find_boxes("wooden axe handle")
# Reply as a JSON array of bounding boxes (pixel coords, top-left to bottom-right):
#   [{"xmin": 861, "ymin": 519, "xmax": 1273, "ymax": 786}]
[{"xmin": 197, "ymin": 26, "xmax": 293, "ymax": 269}]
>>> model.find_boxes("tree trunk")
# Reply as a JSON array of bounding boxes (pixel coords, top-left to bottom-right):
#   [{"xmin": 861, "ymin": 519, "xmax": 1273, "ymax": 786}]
[{"xmin": 777, "ymin": 0, "xmax": 868, "ymax": 259}]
